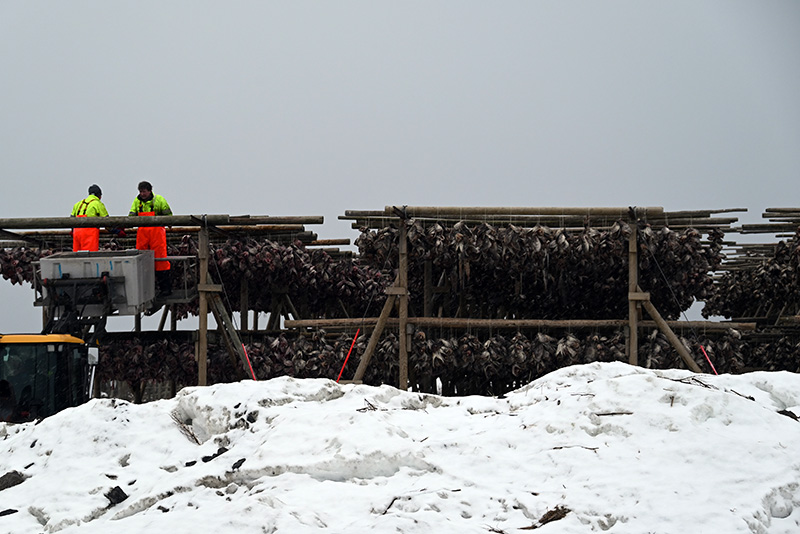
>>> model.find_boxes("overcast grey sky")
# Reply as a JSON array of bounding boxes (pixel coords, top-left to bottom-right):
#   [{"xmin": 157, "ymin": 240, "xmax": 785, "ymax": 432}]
[{"xmin": 1, "ymin": 1, "xmax": 799, "ymax": 333}]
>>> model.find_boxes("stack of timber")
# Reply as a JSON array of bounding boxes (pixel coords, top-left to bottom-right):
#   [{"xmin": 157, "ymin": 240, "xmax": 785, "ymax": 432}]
[
  {"xmin": 343, "ymin": 206, "xmax": 745, "ymax": 234},
  {"xmin": 704, "ymin": 208, "xmax": 800, "ymax": 325},
  {"xmin": 719, "ymin": 207, "xmax": 800, "ymax": 270},
  {"xmin": 738, "ymin": 207, "xmax": 800, "ymax": 237},
  {"xmin": 0, "ymin": 215, "xmax": 332, "ymax": 250}
]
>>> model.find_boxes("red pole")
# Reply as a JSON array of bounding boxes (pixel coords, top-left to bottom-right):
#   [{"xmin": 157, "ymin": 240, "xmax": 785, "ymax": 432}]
[
  {"xmin": 242, "ymin": 343, "xmax": 257, "ymax": 380},
  {"xmin": 699, "ymin": 345, "xmax": 718, "ymax": 375},
  {"xmin": 337, "ymin": 328, "xmax": 361, "ymax": 383}
]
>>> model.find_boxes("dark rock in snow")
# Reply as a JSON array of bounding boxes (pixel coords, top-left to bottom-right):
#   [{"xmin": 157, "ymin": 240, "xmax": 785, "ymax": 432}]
[
  {"xmin": 202, "ymin": 446, "xmax": 229, "ymax": 463},
  {"xmin": 105, "ymin": 486, "xmax": 128, "ymax": 506},
  {"xmin": 0, "ymin": 471, "xmax": 26, "ymax": 491}
]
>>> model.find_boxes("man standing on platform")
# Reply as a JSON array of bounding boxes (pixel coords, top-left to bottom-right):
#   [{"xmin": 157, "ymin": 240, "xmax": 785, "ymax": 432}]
[
  {"xmin": 70, "ymin": 184, "xmax": 109, "ymax": 251},
  {"xmin": 129, "ymin": 181, "xmax": 173, "ymax": 296}
]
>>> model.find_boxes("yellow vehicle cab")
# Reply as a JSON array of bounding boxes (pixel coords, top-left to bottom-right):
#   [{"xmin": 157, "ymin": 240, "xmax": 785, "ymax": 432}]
[{"xmin": 0, "ymin": 334, "xmax": 92, "ymax": 423}]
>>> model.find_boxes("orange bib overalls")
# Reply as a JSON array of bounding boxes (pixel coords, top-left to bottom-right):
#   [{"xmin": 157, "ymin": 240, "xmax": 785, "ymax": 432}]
[
  {"xmin": 73, "ymin": 199, "xmax": 101, "ymax": 251},
  {"xmin": 134, "ymin": 202, "xmax": 170, "ymax": 271}
]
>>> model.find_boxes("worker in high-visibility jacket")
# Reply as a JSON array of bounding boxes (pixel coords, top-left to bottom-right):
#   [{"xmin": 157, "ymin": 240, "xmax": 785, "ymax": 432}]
[
  {"xmin": 70, "ymin": 184, "xmax": 110, "ymax": 251},
  {"xmin": 129, "ymin": 181, "xmax": 173, "ymax": 296}
]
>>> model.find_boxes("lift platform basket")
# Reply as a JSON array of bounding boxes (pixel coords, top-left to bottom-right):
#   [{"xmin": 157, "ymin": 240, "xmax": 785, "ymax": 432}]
[{"xmin": 36, "ymin": 249, "xmax": 156, "ymax": 316}]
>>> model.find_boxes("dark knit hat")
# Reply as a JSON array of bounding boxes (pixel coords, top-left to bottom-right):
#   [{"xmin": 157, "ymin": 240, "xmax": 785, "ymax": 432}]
[{"xmin": 88, "ymin": 184, "xmax": 102, "ymax": 196}]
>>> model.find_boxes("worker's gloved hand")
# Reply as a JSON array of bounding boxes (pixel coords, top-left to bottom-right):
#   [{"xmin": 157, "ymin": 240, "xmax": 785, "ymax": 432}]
[{"xmin": 111, "ymin": 228, "xmax": 127, "ymax": 238}]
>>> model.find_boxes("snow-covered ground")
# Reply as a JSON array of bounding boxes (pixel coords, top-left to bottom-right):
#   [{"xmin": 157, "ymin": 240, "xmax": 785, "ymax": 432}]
[{"xmin": 1, "ymin": 362, "xmax": 800, "ymax": 533}]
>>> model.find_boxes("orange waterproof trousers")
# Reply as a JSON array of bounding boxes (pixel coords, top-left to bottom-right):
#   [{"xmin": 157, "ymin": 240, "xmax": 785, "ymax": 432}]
[
  {"xmin": 72, "ymin": 216, "xmax": 100, "ymax": 251},
  {"xmin": 136, "ymin": 214, "xmax": 170, "ymax": 271}
]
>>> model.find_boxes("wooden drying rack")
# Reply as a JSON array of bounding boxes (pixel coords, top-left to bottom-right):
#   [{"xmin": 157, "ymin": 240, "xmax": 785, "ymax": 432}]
[
  {"xmin": 288, "ymin": 205, "xmax": 755, "ymax": 387},
  {"xmin": 0, "ymin": 214, "xmax": 330, "ymax": 386}
]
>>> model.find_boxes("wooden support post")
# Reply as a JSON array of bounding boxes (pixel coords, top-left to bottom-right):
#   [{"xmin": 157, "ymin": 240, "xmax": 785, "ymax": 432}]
[
  {"xmin": 240, "ymin": 278, "xmax": 249, "ymax": 331},
  {"xmin": 398, "ymin": 222, "xmax": 409, "ymax": 391},
  {"xmin": 170, "ymin": 305, "xmax": 178, "ymax": 331},
  {"xmin": 353, "ymin": 294, "xmax": 397, "ymax": 382},
  {"xmin": 135, "ymin": 313, "xmax": 142, "ymax": 333},
  {"xmin": 197, "ymin": 225, "xmax": 209, "ymax": 386},
  {"xmin": 158, "ymin": 306, "xmax": 169, "ymax": 332},
  {"xmin": 627, "ymin": 220, "xmax": 639, "ymax": 365},
  {"xmin": 208, "ymin": 293, "xmax": 249, "ymax": 380},
  {"xmin": 283, "ymin": 293, "xmax": 300, "ymax": 321},
  {"xmin": 641, "ymin": 299, "xmax": 703, "ymax": 373},
  {"xmin": 267, "ymin": 292, "xmax": 284, "ymax": 331}
]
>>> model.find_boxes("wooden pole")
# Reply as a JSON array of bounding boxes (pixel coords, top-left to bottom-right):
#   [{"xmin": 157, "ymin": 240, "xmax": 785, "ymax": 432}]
[
  {"xmin": 8, "ymin": 224, "xmax": 312, "ymax": 237},
  {"xmin": 158, "ymin": 306, "xmax": 169, "ymax": 332},
  {"xmin": 284, "ymin": 317, "xmax": 756, "ymax": 331},
  {"xmin": 398, "ymin": 222, "xmax": 409, "ymax": 391},
  {"xmin": 345, "ymin": 217, "xmax": 740, "ymax": 234},
  {"xmin": 227, "ymin": 215, "xmax": 324, "ymax": 225},
  {"xmin": 352, "ymin": 294, "xmax": 397, "ymax": 382},
  {"xmin": 267, "ymin": 292, "xmax": 284, "ymax": 331},
  {"xmin": 641, "ymin": 299, "xmax": 703, "ymax": 373},
  {"xmin": 382, "ymin": 206, "xmax": 665, "ymax": 218},
  {"xmin": 628, "ymin": 222, "xmax": 639, "ymax": 365},
  {"xmin": 197, "ymin": 225, "xmax": 209, "ymax": 386},
  {"xmin": 207, "ymin": 293, "xmax": 248, "ymax": 380},
  {"xmin": 0, "ymin": 215, "xmax": 230, "ymax": 229},
  {"xmin": 0, "ymin": 214, "xmax": 323, "ymax": 230},
  {"xmin": 283, "ymin": 294, "xmax": 300, "ymax": 321}
]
